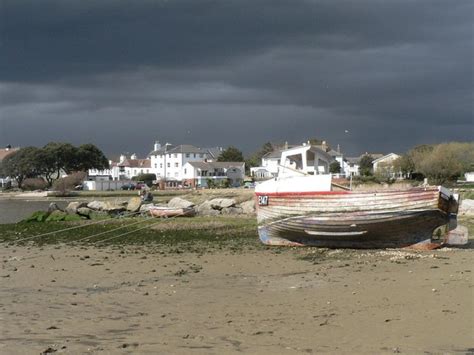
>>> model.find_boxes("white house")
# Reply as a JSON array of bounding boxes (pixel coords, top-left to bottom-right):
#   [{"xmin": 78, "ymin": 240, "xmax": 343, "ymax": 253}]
[
  {"xmin": 344, "ymin": 157, "xmax": 360, "ymax": 176},
  {"xmin": 148, "ymin": 142, "xmax": 211, "ymax": 183},
  {"xmin": 372, "ymin": 153, "xmax": 401, "ymax": 178},
  {"xmin": 182, "ymin": 161, "xmax": 245, "ymax": 188},
  {"xmin": 250, "ymin": 150, "xmax": 281, "ymax": 180}
]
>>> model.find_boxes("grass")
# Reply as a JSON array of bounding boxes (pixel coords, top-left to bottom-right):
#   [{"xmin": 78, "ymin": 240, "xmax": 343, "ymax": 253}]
[{"xmin": 0, "ymin": 216, "xmax": 261, "ymax": 253}]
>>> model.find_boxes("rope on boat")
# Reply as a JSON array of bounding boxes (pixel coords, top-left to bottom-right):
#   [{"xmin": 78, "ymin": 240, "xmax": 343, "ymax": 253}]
[
  {"xmin": 93, "ymin": 210, "xmax": 189, "ymax": 245},
  {"xmin": 10, "ymin": 210, "xmax": 143, "ymax": 244},
  {"xmin": 72, "ymin": 214, "xmax": 156, "ymax": 244}
]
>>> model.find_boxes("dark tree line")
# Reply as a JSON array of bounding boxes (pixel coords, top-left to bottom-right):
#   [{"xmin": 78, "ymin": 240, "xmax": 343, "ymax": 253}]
[{"xmin": 0, "ymin": 142, "xmax": 109, "ymax": 188}]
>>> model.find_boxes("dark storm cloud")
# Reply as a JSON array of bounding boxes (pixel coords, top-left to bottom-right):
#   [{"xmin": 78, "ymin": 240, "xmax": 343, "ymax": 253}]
[{"xmin": 0, "ymin": 0, "xmax": 472, "ymax": 156}]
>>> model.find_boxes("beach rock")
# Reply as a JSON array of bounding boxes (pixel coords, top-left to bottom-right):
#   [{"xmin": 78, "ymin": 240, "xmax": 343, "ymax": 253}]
[
  {"xmin": 196, "ymin": 201, "xmax": 220, "ymax": 216},
  {"xmin": 240, "ymin": 200, "xmax": 256, "ymax": 214},
  {"xmin": 168, "ymin": 197, "xmax": 195, "ymax": 209},
  {"xmin": 221, "ymin": 206, "xmax": 243, "ymax": 215},
  {"xmin": 209, "ymin": 198, "xmax": 236, "ymax": 210},
  {"xmin": 459, "ymin": 199, "xmax": 474, "ymax": 216},
  {"xmin": 45, "ymin": 210, "xmax": 68, "ymax": 222},
  {"xmin": 126, "ymin": 196, "xmax": 142, "ymax": 212},
  {"xmin": 65, "ymin": 201, "xmax": 88, "ymax": 215},
  {"xmin": 103, "ymin": 201, "xmax": 126, "ymax": 213},
  {"xmin": 77, "ymin": 207, "xmax": 92, "ymax": 217},
  {"xmin": 48, "ymin": 203, "xmax": 62, "ymax": 213},
  {"xmin": 87, "ymin": 200, "xmax": 108, "ymax": 211}
]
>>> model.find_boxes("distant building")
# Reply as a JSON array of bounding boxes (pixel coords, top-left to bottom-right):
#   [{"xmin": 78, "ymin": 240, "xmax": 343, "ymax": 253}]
[
  {"xmin": 372, "ymin": 153, "xmax": 402, "ymax": 178},
  {"xmin": 182, "ymin": 161, "xmax": 245, "ymax": 188}
]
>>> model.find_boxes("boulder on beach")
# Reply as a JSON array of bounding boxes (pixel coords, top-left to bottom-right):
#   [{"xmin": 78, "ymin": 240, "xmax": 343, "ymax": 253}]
[
  {"xmin": 65, "ymin": 201, "xmax": 88, "ymax": 215},
  {"xmin": 196, "ymin": 201, "xmax": 220, "ymax": 216},
  {"xmin": 87, "ymin": 200, "xmax": 108, "ymax": 211},
  {"xmin": 221, "ymin": 206, "xmax": 243, "ymax": 215},
  {"xmin": 126, "ymin": 196, "xmax": 142, "ymax": 212},
  {"xmin": 48, "ymin": 203, "xmax": 62, "ymax": 213},
  {"xmin": 77, "ymin": 207, "xmax": 92, "ymax": 217},
  {"xmin": 168, "ymin": 197, "xmax": 195, "ymax": 209},
  {"xmin": 208, "ymin": 198, "xmax": 236, "ymax": 210},
  {"xmin": 239, "ymin": 200, "xmax": 256, "ymax": 214}
]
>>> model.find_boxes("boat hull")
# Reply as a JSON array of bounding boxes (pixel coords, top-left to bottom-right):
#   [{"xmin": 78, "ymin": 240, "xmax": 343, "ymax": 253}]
[
  {"xmin": 255, "ymin": 187, "xmax": 458, "ymax": 249},
  {"xmin": 149, "ymin": 206, "xmax": 195, "ymax": 218}
]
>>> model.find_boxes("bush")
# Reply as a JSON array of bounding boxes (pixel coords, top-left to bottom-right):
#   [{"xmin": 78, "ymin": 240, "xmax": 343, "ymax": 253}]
[
  {"xmin": 22, "ymin": 178, "xmax": 48, "ymax": 191},
  {"xmin": 53, "ymin": 171, "xmax": 87, "ymax": 195}
]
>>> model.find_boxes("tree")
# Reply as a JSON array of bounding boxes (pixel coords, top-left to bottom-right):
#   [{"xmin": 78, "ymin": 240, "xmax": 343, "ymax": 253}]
[
  {"xmin": 329, "ymin": 161, "xmax": 341, "ymax": 174},
  {"xmin": 75, "ymin": 144, "xmax": 109, "ymax": 172},
  {"xmin": 217, "ymin": 146, "xmax": 244, "ymax": 162},
  {"xmin": 1, "ymin": 147, "xmax": 41, "ymax": 188},
  {"xmin": 359, "ymin": 154, "xmax": 374, "ymax": 176},
  {"xmin": 411, "ymin": 142, "xmax": 474, "ymax": 184},
  {"xmin": 245, "ymin": 142, "xmax": 274, "ymax": 170},
  {"xmin": 392, "ymin": 154, "xmax": 415, "ymax": 178}
]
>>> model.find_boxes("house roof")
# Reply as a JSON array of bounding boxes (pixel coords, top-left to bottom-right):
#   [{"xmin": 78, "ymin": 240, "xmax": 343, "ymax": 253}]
[
  {"xmin": 204, "ymin": 147, "xmax": 224, "ymax": 159},
  {"xmin": 372, "ymin": 153, "xmax": 400, "ymax": 164},
  {"xmin": 345, "ymin": 157, "xmax": 360, "ymax": 164},
  {"xmin": 118, "ymin": 158, "xmax": 151, "ymax": 168},
  {"xmin": 0, "ymin": 147, "xmax": 20, "ymax": 161},
  {"xmin": 149, "ymin": 144, "xmax": 206, "ymax": 156},
  {"xmin": 187, "ymin": 161, "xmax": 245, "ymax": 170}
]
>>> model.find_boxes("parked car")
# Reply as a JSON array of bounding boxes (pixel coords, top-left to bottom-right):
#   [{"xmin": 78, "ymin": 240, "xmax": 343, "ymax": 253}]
[{"xmin": 121, "ymin": 183, "xmax": 136, "ymax": 190}]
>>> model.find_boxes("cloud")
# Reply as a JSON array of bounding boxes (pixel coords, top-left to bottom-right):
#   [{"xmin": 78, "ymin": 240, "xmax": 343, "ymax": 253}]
[{"xmin": 0, "ymin": 0, "xmax": 472, "ymax": 156}]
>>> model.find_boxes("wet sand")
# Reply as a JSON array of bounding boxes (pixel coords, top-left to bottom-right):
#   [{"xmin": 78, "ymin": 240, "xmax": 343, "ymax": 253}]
[{"xmin": 0, "ymin": 243, "xmax": 472, "ymax": 354}]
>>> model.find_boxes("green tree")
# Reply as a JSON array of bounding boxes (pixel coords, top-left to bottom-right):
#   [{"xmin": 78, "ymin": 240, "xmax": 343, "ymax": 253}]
[
  {"xmin": 245, "ymin": 142, "xmax": 274, "ymax": 170},
  {"xmin": 392, "ymin": 154, "xmax": 415, "ymax": 178},
  {"xmin": 217, "ymin": 146, "xmax": 244, "ymax": 162},
  {"xmin": 1, "ymin": 147, "xmax": 41, "ymax": 188},
  {"xmin": 75, "ymin": 144, "xmax": 109, "ymax": 172},
  {"xmin": 412, "ymin": 142, "xmax": 474, "ymax": 184},
  {"xmin": 329, "ymin": 161, "xmax": 341, "ymax": 174},
  {"xmin": 359, "ymin": 154, "xmax": 374, "ymax": 176}
]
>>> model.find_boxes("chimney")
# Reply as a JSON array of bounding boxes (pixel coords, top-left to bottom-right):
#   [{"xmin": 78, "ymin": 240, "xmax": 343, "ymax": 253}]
[
  {"xmin": 322, "ymin": 140, "xmax": 327, "ymax": 151},
  {"xmin": 154, "ymin": 141, "xmax": 161, "ymax": 151},
  {"xmin": 131, "ymin": 153, "xmax": 137, "ymax": 160},
  {"xmin": 119, "ymin": 154, "xmax": 126, "ymax": 163},
  {"xmin": 284, "ymin": 141, "xmax": 288, "ymax": 150},
  {"xmin": 337, "ymin": 144, "xmax": 340, "ymax": 153}
]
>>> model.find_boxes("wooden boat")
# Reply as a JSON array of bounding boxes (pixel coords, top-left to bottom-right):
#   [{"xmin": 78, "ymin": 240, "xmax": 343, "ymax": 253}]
[
  {"xmin": 255, "ymin": 145, "xmax": 463, "ymax": 249},
  {"xmin": 148, "ymin": 206, "xmax": 195, "ymax": 218}
]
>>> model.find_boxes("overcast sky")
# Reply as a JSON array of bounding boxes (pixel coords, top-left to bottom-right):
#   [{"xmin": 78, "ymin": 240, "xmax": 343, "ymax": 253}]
[{"xmin": 0, "ymin": 0, "xmax": 472, "ymax": 158}]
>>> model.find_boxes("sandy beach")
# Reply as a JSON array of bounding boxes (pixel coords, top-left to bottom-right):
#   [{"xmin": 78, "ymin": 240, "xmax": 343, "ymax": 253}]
[{"xmin": 1, "ymin": 240, "xmax": 472, "ymax": 354}]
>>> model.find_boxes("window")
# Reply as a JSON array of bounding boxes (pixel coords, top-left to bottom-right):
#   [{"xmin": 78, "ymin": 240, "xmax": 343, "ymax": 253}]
[
  {"xmin": 174, "ymin": 172, "xmax": 178, "ymax": 177},
  {"xmin": 185, "ymin": 153, "xmax": 190, "ymax": 158},
  {"xmin": 175, "ymin": 162, "xmax": 179, "ymax": 167},
  {"xmin": 154, "ymin": 163, "xmax": 157, "ymax": 168},
  {"xmin": 167, "ymin": 163, "xmax": 170, "ymax": 168},
  {"xmin": 201, "ymin": 170, "xmax": 208, "ymax": 176},
  {"xmin": 173, "ymin": 154, "xmax": 177, "ymax": 158},
  {"xmin": 193, "ymin": 153, "xmax": 196, "ymax": 158},
  {"xmin": 160, "ymin": 163, "xmax": 163, "ymax": 168},
  {"xmin": 168, "ymin": 154, "xmax": 171, "ymax": 158},
  {"xmin": 184, "ymin": 168, "xmax": 187, "ymax": 174}
]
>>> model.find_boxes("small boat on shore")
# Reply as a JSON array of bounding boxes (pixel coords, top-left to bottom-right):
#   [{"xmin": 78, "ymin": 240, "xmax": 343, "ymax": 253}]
[
  {"xmin": 255, "ymin": 144, "xmax": 464, "ymax": 249},
  {"xmin": 148, "ymin": 206, "xmax": 195, "ymax": 218}
]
